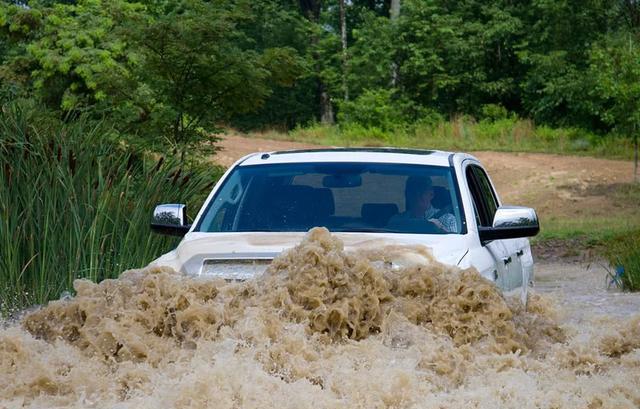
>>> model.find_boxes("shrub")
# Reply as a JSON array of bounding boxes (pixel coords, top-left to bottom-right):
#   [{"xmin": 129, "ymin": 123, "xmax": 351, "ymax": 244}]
[
  {"xmin": 0, "ymin": 101, "xmax": 221, "ymax": 313},
  {"xmin": 603, "ymin": 230, "xmax": 640, "ymax": 291},
  {"xmin": 338, "ymin": 122, "xmax": 397, "ymax": 145},
  {"xmin": 413, "ymin": 108, "xmax": 445, "ymax": 128},
  {"xmin": 338, "ymin": 89, "xmax": 412, "ymax": 131},
  {"xmin": 479, "ymin": 104, "xmax": 511, "ymax": 122}
]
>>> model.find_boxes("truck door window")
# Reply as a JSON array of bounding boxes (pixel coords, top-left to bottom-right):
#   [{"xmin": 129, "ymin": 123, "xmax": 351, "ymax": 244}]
[
  {"xmin": 473, "ymin": 167, "xmax": 498, "ymax": 225},
  {"xmin": 465, "ymin": 165, "xmax": 498, "ymax": 227}
]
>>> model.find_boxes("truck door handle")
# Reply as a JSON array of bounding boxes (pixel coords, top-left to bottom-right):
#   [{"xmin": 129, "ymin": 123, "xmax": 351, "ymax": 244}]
[
  {"xmin": 516, "ymin": 250, "xmax": 524, "ymax": 257},
  {"xmin": 503, "ymin": 256, "xmax": 512, "ymax": 265}
]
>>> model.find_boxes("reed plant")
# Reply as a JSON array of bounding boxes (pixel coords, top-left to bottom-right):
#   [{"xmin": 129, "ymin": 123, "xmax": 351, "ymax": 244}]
[
  {"xmin": 0, "ymin": 101, "xmax": 221, "ymax": 313},
  {"xmin": 603, "ymin": 230, "xmax": 640, "ymax": 291}
]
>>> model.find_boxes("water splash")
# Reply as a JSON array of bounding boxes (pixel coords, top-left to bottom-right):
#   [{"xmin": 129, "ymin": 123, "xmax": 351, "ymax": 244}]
[{"xmin": 1, "ymin": 228, "xmax": 638, "ymax": 408}]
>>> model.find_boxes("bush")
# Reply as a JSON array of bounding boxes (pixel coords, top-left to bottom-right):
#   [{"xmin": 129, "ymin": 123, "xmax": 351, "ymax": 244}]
[
  {"xmin": 479, "ymin": 104, "xmax": 511, "ymax": 122},
  {"xmin": 0, "ymin": 101, "xmax": 222, "ymax": 313},
  {"xmin": 338, "ymin": 89, "xmax": 412, "ymax": 131},
  {"xmin": 414, "ymin": 109, "xmax": 445, "ymax": 128},
  {"xmin": 603, "ymin": 230, "xmax": 640, "ymax": 291}
]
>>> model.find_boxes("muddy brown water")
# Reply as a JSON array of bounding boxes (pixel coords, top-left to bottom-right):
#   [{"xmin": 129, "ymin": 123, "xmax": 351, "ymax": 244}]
[{"xmin": 1, "ymin": 228, "xmax": 639, "ymax": 408}]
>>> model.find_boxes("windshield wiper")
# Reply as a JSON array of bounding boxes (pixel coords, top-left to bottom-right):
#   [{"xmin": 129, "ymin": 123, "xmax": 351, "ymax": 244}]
[{"xmin": 333, "ymin": 227, "xmax": 404, "ymax": 233}]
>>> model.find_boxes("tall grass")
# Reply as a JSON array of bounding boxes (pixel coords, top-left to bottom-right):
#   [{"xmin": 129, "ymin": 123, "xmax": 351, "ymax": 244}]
[
  {"xmin": 603, "ymin": 230, "xmax": 640, "ymax": 291},
  {"xmin": 255, "ymin": 117, "xmax": 635, "ymax": 160},
  {"xmin": 0, "ymin": 102, "xmax": 221, "ymax": 313}
]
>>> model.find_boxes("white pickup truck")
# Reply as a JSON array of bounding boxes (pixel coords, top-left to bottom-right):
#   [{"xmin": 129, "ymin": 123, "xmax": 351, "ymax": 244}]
[{"xmin": 150, "ymin": 148, "xmax": 539, "ymax": 296}]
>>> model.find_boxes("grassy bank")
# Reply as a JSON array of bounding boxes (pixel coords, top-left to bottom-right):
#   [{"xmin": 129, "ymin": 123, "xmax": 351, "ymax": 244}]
[
  {"xmin": 252, "ymin": 118, "xmax": 636, "ymax": 161},
  {"xmin": 534, "ymin": 182, "xmax": 640, "ymax": 240},
  {"xmin": 602, "ymin": 230, "xmax": 640, "ymax": 291},
  {"xmin": 535, "ymin": 217, "xmax": 640, "ymax": 243},
  {"xmin": 0, "ymin": 102, "xmax": 222, "ymax": 313}
]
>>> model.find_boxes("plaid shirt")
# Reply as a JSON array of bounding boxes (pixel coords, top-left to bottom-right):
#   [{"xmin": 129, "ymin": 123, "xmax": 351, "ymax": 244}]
[{"xmin": 425, "ymin": 206, "xmax": 458, "ymax": 233}]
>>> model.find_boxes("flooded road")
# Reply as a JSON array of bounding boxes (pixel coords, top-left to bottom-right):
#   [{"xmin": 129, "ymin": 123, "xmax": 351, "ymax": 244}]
[{"xmin": 1, "ymin": 229, "xmax": 639, "ymax": 408}]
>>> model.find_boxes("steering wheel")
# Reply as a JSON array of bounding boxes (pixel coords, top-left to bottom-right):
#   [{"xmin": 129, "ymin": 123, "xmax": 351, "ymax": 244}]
[{"xmin": 386, "ymin": 217, "xmax": 443, "ymax": 234}]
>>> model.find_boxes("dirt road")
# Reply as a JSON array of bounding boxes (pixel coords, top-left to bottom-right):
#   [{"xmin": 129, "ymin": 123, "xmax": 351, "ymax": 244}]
[{"xmin": 214, "ymin": 134, "xmax": 639, "ymax": 233}]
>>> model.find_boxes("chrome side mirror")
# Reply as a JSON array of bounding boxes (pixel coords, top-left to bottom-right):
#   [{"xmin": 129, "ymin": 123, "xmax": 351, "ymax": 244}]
[
  {"xmin": 479, "ymin": 206, "xmax": 540, "ymax": 242},
  {"xmin": 151, "ymin": 204, "xmax": 190, "ymax": 237}
]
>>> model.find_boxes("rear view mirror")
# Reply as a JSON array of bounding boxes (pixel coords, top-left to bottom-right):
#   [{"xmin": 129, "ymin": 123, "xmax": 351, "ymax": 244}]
[
  {"xmin": 151, "ymin": 203, "xmax": 190, "ymax": 237},
  {"xmin": 323, "ymin": 173, "xmax": 362, "ymax": 188},
  {"xmin": 479, "ymin": 206, "xmax": 539, "ymax": 242}
]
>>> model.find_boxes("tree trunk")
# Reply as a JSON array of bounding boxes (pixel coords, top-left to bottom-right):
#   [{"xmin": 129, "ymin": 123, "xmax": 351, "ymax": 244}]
[
  {"xmin": 339, "ymin": 0, "xmax": 348, "ymax": 101},
  {"xmin": 300, "ymin": 0, "xmax": 335, "ymax": 124},
  {"xmin": 635, "ymin": 131, "xmax": 638, "ymax": 183},
  {"xmin": 320, "ymin": 83, "xmax": 335, "ymax": 124},
  {"xmin": 389, "ymin": 0, "xmax": 400, "ymax": 87},
  {"xmin": 390, "ymin": 0, "xmax": 401, "ymax": 19},
  {"xmin": 624, "ymin": 0, "xmax": 640, "ymax": 29}
]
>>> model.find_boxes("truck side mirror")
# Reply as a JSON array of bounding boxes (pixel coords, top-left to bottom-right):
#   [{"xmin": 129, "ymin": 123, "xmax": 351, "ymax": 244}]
[
  {"xmin": 151, "ymin": 203, "xmax": 190, "ymax": 237},
  {"xmin": 479, "ymin": 206, "xmax": 539, "ymax": 242}
]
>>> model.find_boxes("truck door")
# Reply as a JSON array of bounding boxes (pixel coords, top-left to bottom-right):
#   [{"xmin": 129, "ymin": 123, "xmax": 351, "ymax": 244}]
[
  {"xmin": 501, "ymin": 238, "xmax": 526, "ymax": 288},
  {"xmin": 468, "ymin": 165, "xmax": 527, "ymax": 290},
  {"xmin": 464, "ymin": 164, "xmax": 512, "ymax": 289},
  {"xmin": 503, "ymin": 237, "xmax": 534, "ymax": 290}
]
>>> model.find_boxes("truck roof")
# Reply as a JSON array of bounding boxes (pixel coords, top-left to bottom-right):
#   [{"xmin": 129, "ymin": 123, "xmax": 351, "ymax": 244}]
[{"xmin": 238, "ymin": 147, "xmax": 458, "ymax": 167}]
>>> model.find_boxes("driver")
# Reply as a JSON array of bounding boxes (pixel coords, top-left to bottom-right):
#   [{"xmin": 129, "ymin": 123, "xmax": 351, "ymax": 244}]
[{"xmin": 390, "ymin": 176, "xmax": 458, "ymax": 233}]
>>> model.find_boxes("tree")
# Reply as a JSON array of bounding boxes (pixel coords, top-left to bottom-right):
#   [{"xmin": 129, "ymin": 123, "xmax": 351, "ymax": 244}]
[
  {"xmin": 0, "ymin": 2, "xmax": 43, "ymax": 101},
  {"xmin": 132, "ymin": 0, "xmax": 286, "ymax": 157},
  {"xmin": 388, "ymin": 0, "xmax": 399, "ymax": 87},
  {"xmin": 4, "ymin": 0, "xmax": 640, "ymax": 139},
  {"xmin": 0, "ymin": 0, "xmax": 303, "ymax": 158},
  {"xmin": 221, "ymin": 0, "xmax": 314, "ymax": 130},
  {"xmin": 588, "ymin": 32, "xmax": 640, "ymax": 181},
  {"xmin": 300, "ymin": 0, "xmax": 335, "ymax": 124},
  {"xmin": 339, "ymin": 0, "xmax": 348, "ymax": 101},
  {"xmin": 21, "ymin": 0, "xmax": 143, "ymax": 114},
  {"xmin": 517, "ymin": 0, "xmax": 617, "ymax": 126},
  {"xmin": 346, "ymin": 11, "xmax": 395, "ymax": 98}
]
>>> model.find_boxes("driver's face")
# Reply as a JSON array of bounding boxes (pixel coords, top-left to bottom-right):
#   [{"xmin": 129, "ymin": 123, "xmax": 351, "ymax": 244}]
[{"xmin": 416, "ymin": 189, "xmax": 434, "ymax": 212}]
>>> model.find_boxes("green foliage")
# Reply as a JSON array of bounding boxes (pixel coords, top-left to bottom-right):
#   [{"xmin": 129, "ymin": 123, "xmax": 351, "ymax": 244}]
[
  {"xmin": 0, "ymin": 3, "xmax": 43, "ymax": 101},
  {"xmin": 23, "ymin": 0, "xmax": 143, "ymax": 112},
  {"xmin": 516, "ymin": 0, "xmax": 616, "ymax": 127},
  {"xmin": 345, "ymin": 12, "xmax": 395, "ymax": 97},
  {"xmin": 0, "ymin": 100, "xmax": 221, "ymax": 312},
  {"xmin": 603, "ymin": 229, "xmax": 640, "ymax": 291},
  {"xmin": 2, "ymin": 0, "xmax": 640, "ymax": 148},
  {"xmin": 480, "ymin": 104, "xmax": 511, "ymax": 122},
  {"xmin": 134, "ymin": 0, "xmax": 304, "ymax": 155},
  {"xmin": 587, "ymin": 32, "xmax": 640, "ymax": 132},
  {"xmin": 215, "ymin": 0, "xmax": 314, "ymax": 130},
  {"xmin": 1, "ymin": 0, "xmax": 639, "ymax": 310},
  {"xmin": 396, "ymin": 0, "xmax": 475, "ymax": 112},
  {"xmin": 0, "ymin": 0, "xmax": 304, "ymax": 158},
  {"xmin": 338, "ymin": 88, "xmax": 412, "ymax": 131}
]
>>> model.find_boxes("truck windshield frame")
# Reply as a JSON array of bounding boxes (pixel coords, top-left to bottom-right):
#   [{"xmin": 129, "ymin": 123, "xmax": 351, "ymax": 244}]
[{"xmin": 194, "ymin": 162, "xmax": 467, "ymax": 235}]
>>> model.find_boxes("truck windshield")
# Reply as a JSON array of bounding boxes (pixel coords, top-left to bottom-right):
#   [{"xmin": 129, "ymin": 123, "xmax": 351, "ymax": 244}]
[{"xmin": 195, "ymin": 162, "xmax": 465, "ymax": 234}]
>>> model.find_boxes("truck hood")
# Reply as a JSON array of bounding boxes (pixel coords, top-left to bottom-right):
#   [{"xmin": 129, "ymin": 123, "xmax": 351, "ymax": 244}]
[{"xmin": 151, "ymin": 231, "xmax": 470, "ymax": 279}]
